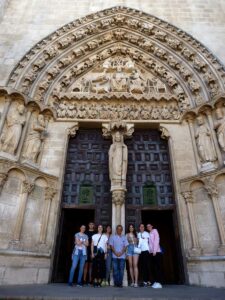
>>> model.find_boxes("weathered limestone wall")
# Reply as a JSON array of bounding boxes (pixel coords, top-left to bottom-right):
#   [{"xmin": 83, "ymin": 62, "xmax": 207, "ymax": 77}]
[
  {"xmin": 1, "ymin": 0, "xmax": 225, "ymax": 85},
  {"xmin": 0, "ymin": 0, "xmax": 10, "ymax": 22}
]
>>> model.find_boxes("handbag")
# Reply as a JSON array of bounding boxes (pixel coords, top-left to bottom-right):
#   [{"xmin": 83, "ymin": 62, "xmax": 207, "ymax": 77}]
[
  {"xmin": 134, "ymin": 246, "xmax": 141, "ymax": 254},
  {"xmin": 93, "ymin": 234, "xmax": 102, "ymax": 255}
]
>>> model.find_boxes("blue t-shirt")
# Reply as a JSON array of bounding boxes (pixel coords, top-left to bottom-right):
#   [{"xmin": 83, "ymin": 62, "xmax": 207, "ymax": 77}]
[{"xmin": 109, "ymin": 234, "xmax": 129, "ymax": 259}]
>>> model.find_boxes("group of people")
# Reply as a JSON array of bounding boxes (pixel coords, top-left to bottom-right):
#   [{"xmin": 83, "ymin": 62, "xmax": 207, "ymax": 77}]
[{"xmin": 68, "ymin": 222, "xmax": 163, "ymax": 289}]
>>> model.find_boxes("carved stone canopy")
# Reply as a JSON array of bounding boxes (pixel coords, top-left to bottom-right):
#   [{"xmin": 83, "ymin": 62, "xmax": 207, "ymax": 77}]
[
  {"xmin": 102, "ymin": 121, "xmax": 134, "ymax": 139},
  {"xmin": 6, "ymin": 6, "xmax": 225, "ymax": 117}
]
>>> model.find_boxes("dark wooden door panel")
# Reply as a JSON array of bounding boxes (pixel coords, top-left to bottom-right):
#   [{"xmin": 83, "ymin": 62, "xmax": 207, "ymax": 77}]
[{"xmin": 62, "ymin": 129, "xmax": 111, "ymax": 226}]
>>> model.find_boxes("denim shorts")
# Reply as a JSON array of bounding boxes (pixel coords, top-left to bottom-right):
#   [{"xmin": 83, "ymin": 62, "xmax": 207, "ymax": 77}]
[{"xmin": 127, "ymin": 244, "xmax": 139, "ymax": 256}]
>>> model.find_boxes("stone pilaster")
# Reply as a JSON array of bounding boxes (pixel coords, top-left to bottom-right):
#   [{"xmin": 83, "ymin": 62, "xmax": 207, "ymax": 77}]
[
  {"xmin": 13, "ymin": 180, "xmax": 34, "ymax": 241},
  {"xmin": 182, "ymin": 191, "xmax": 202, "ymax": 256}
]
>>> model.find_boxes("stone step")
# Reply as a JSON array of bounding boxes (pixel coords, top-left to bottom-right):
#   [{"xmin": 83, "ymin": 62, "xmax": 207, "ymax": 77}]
[{"xmin": 0, "ymin": 284, "xmax": 225, "ymax": 300}]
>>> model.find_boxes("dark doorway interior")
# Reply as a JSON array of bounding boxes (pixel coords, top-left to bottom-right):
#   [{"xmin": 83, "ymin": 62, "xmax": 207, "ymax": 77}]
[
  {"xmin": 141, "ymin": 210, "xmax": 184, "ymax": 284},
  {"xmin": 52, "ymin": 208, "xmax": 95, "ymax": 282}
]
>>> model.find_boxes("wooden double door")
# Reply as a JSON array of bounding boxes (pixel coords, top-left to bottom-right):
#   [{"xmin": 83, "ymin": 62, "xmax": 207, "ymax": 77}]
[{"xmin": 52, "ymin": 128, "xmax": 184, "ymax": 283}]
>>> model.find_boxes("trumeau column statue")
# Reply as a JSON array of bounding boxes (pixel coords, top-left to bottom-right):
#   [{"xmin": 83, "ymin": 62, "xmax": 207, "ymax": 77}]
[
  {"xmin": 102, "ymin": 121, "xmax": 134, "ymax": 231},
  {"xmin": 109, "ymin": 130, "xmax": 128, "ymax": 191}
]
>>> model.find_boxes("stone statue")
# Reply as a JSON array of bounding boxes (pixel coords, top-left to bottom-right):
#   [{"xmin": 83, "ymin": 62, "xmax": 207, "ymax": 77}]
[
  {"xmin": 214, "ymin": 108, "xmax": 225, "ymax": 152},
  {"xmin": 129, "ymin": 70, "xmax": 145, "ymax": 94},
  {"xmin": 0, "ymin": 104, "xmax": 26, "ymax": 155},
  {"xmin": 22, "ymin": 114, "xmax": 47, "ymax": 163},
  {"xmin": 111, "ymin": 67, "xmax": 127, "ymax": 92},
  {"xmin": 195, "ymin": 115, "xmax": 217, "ymax": 163},
  {"xmin": 109, "ymin": 131, "xmax": 128, "ymax": 190}
]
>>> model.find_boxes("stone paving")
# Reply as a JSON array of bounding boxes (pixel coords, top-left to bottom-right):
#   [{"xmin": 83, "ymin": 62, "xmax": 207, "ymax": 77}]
[{"xmin": 0, "ymin": 284, "xmax": 225, "ymax": 300}]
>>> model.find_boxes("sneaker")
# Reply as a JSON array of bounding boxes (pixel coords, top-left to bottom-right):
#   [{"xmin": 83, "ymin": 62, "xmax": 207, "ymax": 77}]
[
  {"xmin": 147, "ymin": 281, "xmax": 151, "ymax": 286},
  {"xmin": 130, "ymin": 282, "xmax": 134, "ymax": 287},
  {"xmin": 152, "ymin": 282, "xmax": 162, "ymax": 289},
  {"xmin": 134, "ymin": 283, "xmax": 138, "ymax": 288},
  {"xmin": 76, "ymin": 284, "xmax": 83, "ymax": 287},
  {"xmin": 143, "ymin": 282, "xmax": 148, "ymax": 287},
  {"xmin": 101, "ymin": 280, "xmax": 106, "ymax": 286}
]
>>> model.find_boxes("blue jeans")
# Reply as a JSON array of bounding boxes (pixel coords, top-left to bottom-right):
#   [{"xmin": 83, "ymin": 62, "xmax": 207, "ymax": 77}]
[
  {"xmin": 112, "ymin": 258, "xmax": 126, "ymax": 286},
  {"xmin": 68, "ymin": 250, "xmax": 86, "ymax": 285},
  {"xmin": 105, "ymin": 249, "xmax": 112, "ymax": 281}
]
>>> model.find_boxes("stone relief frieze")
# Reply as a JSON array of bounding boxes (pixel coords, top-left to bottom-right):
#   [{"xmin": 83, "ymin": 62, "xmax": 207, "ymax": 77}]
[{"xmin": 55, "ymin": 99, "xmax": 181, "ymax": 121}]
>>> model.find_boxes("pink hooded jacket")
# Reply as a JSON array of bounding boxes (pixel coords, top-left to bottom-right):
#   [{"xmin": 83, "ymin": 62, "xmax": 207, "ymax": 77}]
[{"xmin": 149, "ymin": 228, "xmax": 161, "ymax": 254}]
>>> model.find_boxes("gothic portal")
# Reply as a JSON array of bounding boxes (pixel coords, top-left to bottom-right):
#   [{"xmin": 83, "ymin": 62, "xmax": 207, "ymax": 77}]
[{"xmin": 0, "ymin": 6, "xmax": 225, "ymax": 288}]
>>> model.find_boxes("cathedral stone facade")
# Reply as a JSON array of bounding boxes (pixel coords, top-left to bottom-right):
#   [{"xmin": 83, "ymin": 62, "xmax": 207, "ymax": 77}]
[{"xmin": 0, "ymin": 1, "xmax": 225, "ymax": 288}]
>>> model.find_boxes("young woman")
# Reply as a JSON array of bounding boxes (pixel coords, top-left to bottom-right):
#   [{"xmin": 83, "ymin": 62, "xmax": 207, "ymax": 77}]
[
  {"xmin": 104, "ymin": 224, "xmax": 112, "ymax": 286},
  {"xmin": 126, "ymin": 224, "xmax": 139, "ymax": 287},
  {"xmin": 147, "ymin": 223, "xmax": 163, "ymax": 289},
  {"xmin": 83, "ymin": 221, "xmax": 96, "ymax": 285},
  {"xmin": 137, "ymin": 223, "xmax": 151, "ymax": 287},
  {"xmin": 91, "ymin": 224, "xmax": 108, "ymax": 287},
  {"xmin": 68, "ymin": 225, "xmax": 89, "ymax": 287}
]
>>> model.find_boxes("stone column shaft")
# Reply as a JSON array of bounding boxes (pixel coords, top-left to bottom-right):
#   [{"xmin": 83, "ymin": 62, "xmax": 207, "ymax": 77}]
[
  {"xmin": 13, "ymin": 180, "xmax": 34, "ymax": 241},
  {"xmin": 182, "ymin": 192, "xmax": 202, "ymax": 256},
  {"xmin": 0, "ymin": 96, "xmax": 11, "ymax": 135},
  {"xmin": 39, "ymin": 187, "xmax": 56, "ymax": 244},
  {"xmin": 16, "ymin": 110, "xmax": 32, "ymax": 159},
  {"xmin": 187, "ymin": 119, "xmax": 201, "ymax": 172}
]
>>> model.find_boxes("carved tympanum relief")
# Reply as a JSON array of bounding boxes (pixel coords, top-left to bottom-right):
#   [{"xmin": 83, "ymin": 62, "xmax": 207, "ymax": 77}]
[{"xmin": 6, "ymin": 6, "xmax": 225, "ymax": 111}]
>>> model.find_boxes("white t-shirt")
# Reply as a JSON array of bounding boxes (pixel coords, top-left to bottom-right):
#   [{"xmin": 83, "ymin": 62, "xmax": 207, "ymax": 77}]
[
  {"xmin": 138, "ymin": 231, "xmax": 150, "ymax": 252},
  {"xmin": 92, "ymin": 233, "xmax": 108, "ymax": 253}
]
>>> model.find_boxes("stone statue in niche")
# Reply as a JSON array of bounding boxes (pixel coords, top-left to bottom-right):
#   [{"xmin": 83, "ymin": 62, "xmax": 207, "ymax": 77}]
[
  {"xmin": 22, "ymin": 114, "xmax": 47, "ymax": 163},
  {"xmin": 214, "ymin": 108, "xmax": 225, "ymax": 152},
  {"xmin": 109, "ymin": 131, "xmax": 128, "ymax": 191},
  {"xmin": 195, "ymin": 115, "xmax": 217, "ymax": 164},
  {"xmin": 0, "ymin": 103, "xmax": 26, "ymax": 155}
]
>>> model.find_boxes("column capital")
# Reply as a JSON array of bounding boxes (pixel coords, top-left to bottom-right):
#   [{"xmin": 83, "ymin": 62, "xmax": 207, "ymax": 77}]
[
  {"xmin": 67, "ymin": 123, "xmax": 79, "ymax": 137},
  {"xmin": 204, "ymin": 178, "xmax": 218, "ymax": 198},
  {"xmin": 112, "ymin": 189, "xmax": 125, "ymax": 206},
  {"xmin": 45, "ymin": 187, "xmax": 57, "ymax": 201},
  {"xmin": 102, "ymin": 121, "xmax": 134, "ymax": 139},
  {"xmin": 21, "ymin": 180, "xmax": 34, "ymax": 194},
  {"xmin": 0, "ymin": 172, "xmax": 8, "ymax": 192},
  {"xmin": 182, "ymin": 191, "xmax": 194, "ymax": 204}
]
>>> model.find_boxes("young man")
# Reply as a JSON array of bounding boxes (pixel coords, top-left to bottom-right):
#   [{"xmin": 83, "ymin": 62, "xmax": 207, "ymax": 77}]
[
  {"xmin": 83, "ymin": 221, "xmax": 96, "ymax": 285},
  {"xmin": 109, "ymin": 225, "xmax": 129, "ymax": 287}
]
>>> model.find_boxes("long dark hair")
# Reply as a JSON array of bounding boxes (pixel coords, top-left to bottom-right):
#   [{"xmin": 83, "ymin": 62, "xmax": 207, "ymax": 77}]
[{"xmin": 127, "ymin": 223, "xmax": 137, "ymax": 238}]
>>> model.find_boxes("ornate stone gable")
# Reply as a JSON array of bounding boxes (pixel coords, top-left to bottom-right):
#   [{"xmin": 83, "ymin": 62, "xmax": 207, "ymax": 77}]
[{"xmin": 5, "ymin": 6, "xmax": 225, "ymax": 115}]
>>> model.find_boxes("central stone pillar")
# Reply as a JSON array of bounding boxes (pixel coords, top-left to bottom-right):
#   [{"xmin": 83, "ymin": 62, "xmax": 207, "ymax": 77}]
[{"xmin": 102, "ymin": 121, "xmax": 134, "ymax": 232}]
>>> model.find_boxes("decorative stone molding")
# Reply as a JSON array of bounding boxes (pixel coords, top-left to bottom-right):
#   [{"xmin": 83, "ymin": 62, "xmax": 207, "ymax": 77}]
[
  {"xmin": 44, "ymin": 187, "xmax": 57, "ymax": 201},
  {"xmin": 5, "ymin": 6, "xmax": 225, "ymax": 111}
]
